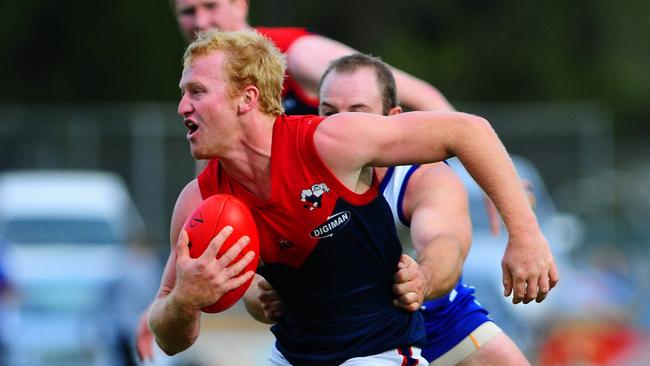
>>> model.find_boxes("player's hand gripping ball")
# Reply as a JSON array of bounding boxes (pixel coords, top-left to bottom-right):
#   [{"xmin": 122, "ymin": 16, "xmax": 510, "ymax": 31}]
[{"xmin": 183, "ymin": 194, "xmax": 260, "ymax": 313}]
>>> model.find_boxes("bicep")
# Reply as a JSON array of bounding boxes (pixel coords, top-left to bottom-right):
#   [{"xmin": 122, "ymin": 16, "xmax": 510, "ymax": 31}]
[
  {"xmin": 391, "ymin": 68, "xmax": 455, "ymax": 111},
  {"xmin": 408, "ymin": 164, "xmax": 472, "ymax": 257}
]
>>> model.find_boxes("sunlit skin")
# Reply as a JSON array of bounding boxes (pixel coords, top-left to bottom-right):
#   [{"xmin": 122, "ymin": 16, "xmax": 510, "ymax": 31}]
[
  {"xmin": 319, "ymin": 68, "xmax": 397, "ymax": 117},
  {"xmin": 178, "ymin": 51, "xmax": 239, "ymax": 160},
  {"xmin": 319, "ymin": 68, "xmax": 401, "ymax": 188},
  {"xmin": 174, "ymin": 0, "xmax": 249, "ymax": 42}
]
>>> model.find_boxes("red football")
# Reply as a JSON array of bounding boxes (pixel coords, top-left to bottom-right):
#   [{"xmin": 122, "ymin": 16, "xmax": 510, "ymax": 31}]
[{"xmin": 182, "ymin": 194, "xmax": 260, "ymax": 313}]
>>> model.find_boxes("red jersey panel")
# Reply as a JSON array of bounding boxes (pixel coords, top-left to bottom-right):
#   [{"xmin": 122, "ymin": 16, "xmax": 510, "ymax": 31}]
[{"xmin": 197, "ymin": 114, "xmax": 375, "ymax": 268}]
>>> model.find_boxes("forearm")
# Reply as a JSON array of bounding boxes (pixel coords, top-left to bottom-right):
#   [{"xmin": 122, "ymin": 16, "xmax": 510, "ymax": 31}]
[
  {"xmin": 147, "ymin": 293, "xmax": 201, "ymax": 356},
  {"xmin": 393, "ymin": 69, "xmax": 454, "ymax": 111},
  {"xmin": 453, "ymin": 119, "xmax": 540, "ymax": 236},
  {"xmin": 417, "ymin": 237, "xmax": 465, "ymax": 300}
]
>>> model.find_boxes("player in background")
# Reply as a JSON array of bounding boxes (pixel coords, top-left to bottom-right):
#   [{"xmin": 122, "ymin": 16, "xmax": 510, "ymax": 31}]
[{"xmin": 171, "ymin": 0, "xmax": 453, "ymax": 115}]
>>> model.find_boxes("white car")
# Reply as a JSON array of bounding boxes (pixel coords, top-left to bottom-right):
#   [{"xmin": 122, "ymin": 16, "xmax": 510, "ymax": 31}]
[{"xmin": 0, "ymin": 170, "xmax": 145, "ymax": 366}]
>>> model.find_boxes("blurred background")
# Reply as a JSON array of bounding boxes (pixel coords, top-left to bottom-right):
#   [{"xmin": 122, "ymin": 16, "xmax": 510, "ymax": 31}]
[{"xmin": 0, "ymin": 0, "xmax": 648, "ymax": 365}]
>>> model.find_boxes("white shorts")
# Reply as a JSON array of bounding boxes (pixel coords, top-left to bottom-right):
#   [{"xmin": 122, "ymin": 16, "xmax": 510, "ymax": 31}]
[{"xmin": 269, "ymin": 344, "xmax": 429, "ymax": 365}]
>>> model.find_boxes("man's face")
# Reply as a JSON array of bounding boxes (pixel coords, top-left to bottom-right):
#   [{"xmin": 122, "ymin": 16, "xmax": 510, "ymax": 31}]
[
  {"xmin": 318, "ymin": 68, "xmax": 386, "ymax": 117},
  {"xmin": 175, "ymin": 0, "xmax": 248, "ymax": 42},
  {"xmin": 178, "ymin": 51, "xmax": 239, "ymax": 159}
]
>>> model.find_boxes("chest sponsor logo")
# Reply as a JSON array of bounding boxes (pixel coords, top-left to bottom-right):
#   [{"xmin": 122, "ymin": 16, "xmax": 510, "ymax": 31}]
[
  {"xmin": 300, "ymin": 182, "xmax": 330, "ymax": 210},
  {"xmin": 309, "ymin": 211, "xmax": 351, "ymax": 239}
]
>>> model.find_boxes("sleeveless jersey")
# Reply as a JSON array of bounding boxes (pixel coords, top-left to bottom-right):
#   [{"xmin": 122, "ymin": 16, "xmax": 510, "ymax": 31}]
[
  {"xmin": 197, "ymin": 115, "xmax": 424, "ymax": 366},
  {"xmin": 256, "ymin": 27, "xmax": 320, "ymax": 115},
  {"xmin": 379, "ymin": 165, "xmax": 492, "ymax": 362}
]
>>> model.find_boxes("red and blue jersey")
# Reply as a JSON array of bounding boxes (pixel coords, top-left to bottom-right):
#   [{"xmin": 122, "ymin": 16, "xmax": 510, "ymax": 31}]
[
  {"xmin": 255, "ymin": 27, "xmax": 320, "ymax": 115},
  {"xmin": 197, "ymin": 115, "xmax": 424, "ymax": 366}
]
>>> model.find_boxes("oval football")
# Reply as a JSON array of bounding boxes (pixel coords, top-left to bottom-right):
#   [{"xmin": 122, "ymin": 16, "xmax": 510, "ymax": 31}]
[{"xmin": 182, "ymin": 194, "xmax": 259, "ymax": 313}]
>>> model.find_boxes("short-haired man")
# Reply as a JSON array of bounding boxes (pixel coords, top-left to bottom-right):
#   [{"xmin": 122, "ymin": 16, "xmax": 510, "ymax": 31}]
[
  {"xmin": 147, "ymin": 30, "xmax": 556, "ymax": 365},
  {"xmin": 317, "ymin": 53, "xmax": 532, "ymax": 365}
]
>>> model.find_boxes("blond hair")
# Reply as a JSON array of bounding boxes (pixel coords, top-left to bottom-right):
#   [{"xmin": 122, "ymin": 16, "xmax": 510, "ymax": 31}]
[{"xmin": 184, "ymin": 29, "xmax": 285, "ymax": 116}]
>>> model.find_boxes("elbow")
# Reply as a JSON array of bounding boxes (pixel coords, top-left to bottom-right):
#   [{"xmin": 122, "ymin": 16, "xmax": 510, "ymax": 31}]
[
  {"xmin": 467, "ymin": 115, "xmax": 493, "ymax": 133},
  {"xmin": 453, "ymin": 114, "xmax": 496, "ymax": 149},
  {"xmin": 157, "ymin": 335, "xmax": 197, "ymax": 356}
]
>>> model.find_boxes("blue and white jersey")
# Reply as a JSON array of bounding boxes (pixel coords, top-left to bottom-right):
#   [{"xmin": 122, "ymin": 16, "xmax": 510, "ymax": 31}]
[
  {"xmin": 379, "ymin": 165, "xmax": 493, "ymax": 362},
  {"xmin": 379, "ymin": 165, "xmax": 420, "ymax": 252}
]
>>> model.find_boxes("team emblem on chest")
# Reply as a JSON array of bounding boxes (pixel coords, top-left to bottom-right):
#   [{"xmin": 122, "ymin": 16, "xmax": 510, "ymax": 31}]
[{"xmin": 300, "ymin": 182, "xmax": 330, "ymax": 210}]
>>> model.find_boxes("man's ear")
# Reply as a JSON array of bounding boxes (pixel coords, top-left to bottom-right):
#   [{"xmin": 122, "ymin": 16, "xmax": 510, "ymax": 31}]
[
  {"xmin": 387, "ymin": 106, "xmax": 403, "ymax": 116},
  {"xmin": 238, "ymin": 85, "xmax": 259, "ymax": 114}
]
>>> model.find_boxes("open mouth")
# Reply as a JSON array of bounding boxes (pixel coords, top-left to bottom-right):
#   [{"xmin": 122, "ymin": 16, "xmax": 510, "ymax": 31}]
[{"xmin": 184, "ymin": 119, "xmax": 199, "ymax": 135}]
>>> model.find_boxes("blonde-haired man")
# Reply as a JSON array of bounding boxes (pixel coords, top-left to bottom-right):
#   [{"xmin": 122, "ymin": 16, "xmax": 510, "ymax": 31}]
[{"xmin": 147, "ymin": 30, "xmax": 557, "ymax": 366}]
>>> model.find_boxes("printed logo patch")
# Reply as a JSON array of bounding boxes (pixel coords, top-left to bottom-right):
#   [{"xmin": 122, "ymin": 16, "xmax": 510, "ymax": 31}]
[
  {"xmin": 309, "ymin": 211, "xmax": 351, "ymax": 239},
  {"xmin": 300, "ymin": 183, "xmax": 330, "ymax": 210}
]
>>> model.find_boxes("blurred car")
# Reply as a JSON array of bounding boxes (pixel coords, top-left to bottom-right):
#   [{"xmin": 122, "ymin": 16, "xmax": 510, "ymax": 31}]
[
  {"xmin": 0, "ymin": 170, "xmax": 145, "ymax": 366},
  {"xmin": 447, "ymin": 156, "xmax": 584, "ymax": 353}
]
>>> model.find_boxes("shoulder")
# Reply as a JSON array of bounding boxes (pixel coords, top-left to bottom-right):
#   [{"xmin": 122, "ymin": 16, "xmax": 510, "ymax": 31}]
[
  {"xmin": 170, "ymin": 179, "xmax": 203, "ymax": 246},
  {"xmin": 402, "ymin": 162, "xmax": 466, "ymax": 216},
  {"xmin": 254, "ymin": 27, "xmax": 312, "ymax": 52},
  {"xmin": 175, "ymin": 179, "xmax": 203, "ymax": 215}
]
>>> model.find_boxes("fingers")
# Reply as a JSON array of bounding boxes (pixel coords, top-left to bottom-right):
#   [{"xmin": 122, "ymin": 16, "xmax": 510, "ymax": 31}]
[
  {"xmin": 258, "ymin": 278, "xmax": 274, "ymax": 291},
  {"xmin": 536, "ymin": 272, "xmax": 551, "ymax": 303},
  {"xmin": 218, "ymin": 234, "xmax": 251, "ymax": 266},
  {"xmin": 504, "ymin": 264, "xmax": 559, "ymax": 304},
  {"xmin": 176, "ymin": 230, "xmax": 190, "ymax": 259},
  {"xmin": 502, "ymin": 263, "xmax": 513, "ymax": 297},
  {"xmin": 261, "ymin": 296, "xmax": 284, "ymax": 322},
  {"xmin": 256, "ymin": 278, "xmax": 283, "ymax": 322},
  {"xmin": 397, "ymin": 254, "xmax": 411, "ymax": 270},
  {"xmin": 202, "ymin": 226, "xmax": 234, "ymax": 259},
  {"xmin": 227, "ymin": 270, "xmax": 255, "ymax": 291},
  {"xmin": 392, "ymin": 294, "xmax": 419, "ymax": 311},
  {"xmin": 393, "ymin": 256, "xmax": 424, "ymax": 312},
  {"xmin": 512, "ymin": 272, "xmax": 527, "ymax": 304},
  {"xmin": 523, "ymin": 275, "xmax": 540, "ymax": 304},
  {"xmin": 224, "ymin": 249, "xmax": 256, "ymax": 279},
  {"xmin": 549, "ymin": 263, "xmax": 560, "ymax": 289}
]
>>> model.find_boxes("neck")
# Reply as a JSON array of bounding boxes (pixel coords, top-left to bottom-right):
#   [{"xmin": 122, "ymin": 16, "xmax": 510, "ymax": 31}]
[{"xmin": 219, "ymin": 113, "xmax": 277, "ymax": 200}]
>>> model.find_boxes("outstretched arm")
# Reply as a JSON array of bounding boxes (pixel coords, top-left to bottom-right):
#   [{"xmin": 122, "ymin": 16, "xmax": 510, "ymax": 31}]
[
  {"xmin": 392, "ymin": 163, "xmax": 472, "ymax": 311},
  {"xmin": 287, "ymin": 35, "xmax": 453, "ymax": 111},
  {"xmin": 315, "ymin": 111, "xmax": 558, "ymax": 304}
]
